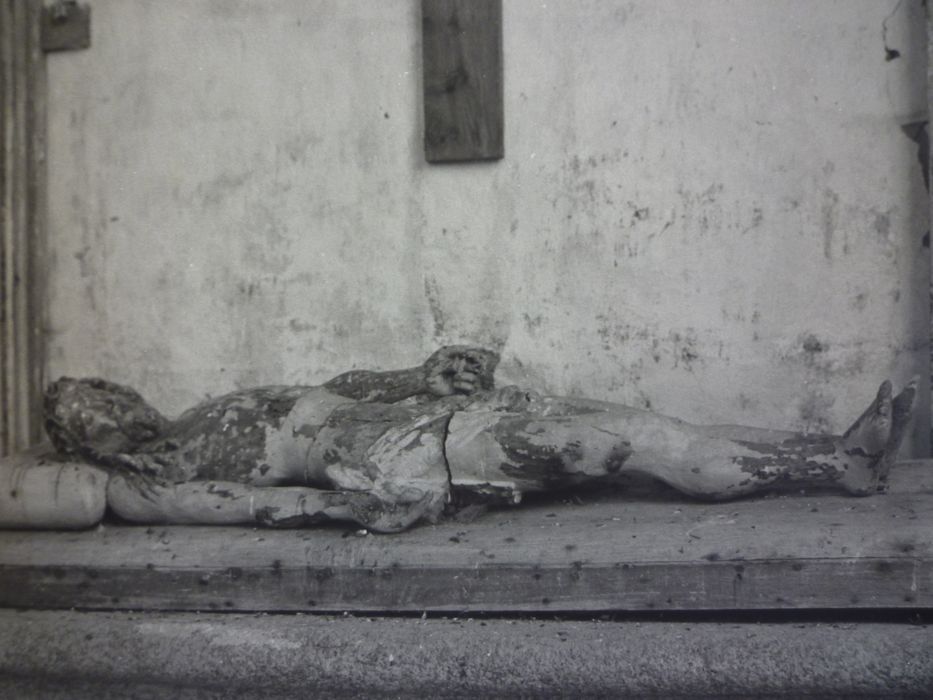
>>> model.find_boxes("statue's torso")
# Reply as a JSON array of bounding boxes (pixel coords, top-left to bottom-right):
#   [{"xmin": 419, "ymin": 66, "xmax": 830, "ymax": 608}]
[
  {"xmin": 137, "ymin": 386, "xmax": 450, "ymax": 489},
  {"xmin": 131, "ymin": 386, "xmax": 640, "ymax": 509},
  {"xmin": 138, "ymin": 385, "xmax": 315, "ymax": 483}
]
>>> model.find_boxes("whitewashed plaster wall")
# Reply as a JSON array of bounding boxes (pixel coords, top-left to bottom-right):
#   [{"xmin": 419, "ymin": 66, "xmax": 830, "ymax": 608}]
[{"xmin": 45, "ymin": 0, "xmax": 930, "ymax": 453}]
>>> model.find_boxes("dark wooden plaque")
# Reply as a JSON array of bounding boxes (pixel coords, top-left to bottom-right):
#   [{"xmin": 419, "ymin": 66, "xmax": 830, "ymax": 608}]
[{"xmin": 422, "ymin": 0, "xmax": 504, "ymax": 162}]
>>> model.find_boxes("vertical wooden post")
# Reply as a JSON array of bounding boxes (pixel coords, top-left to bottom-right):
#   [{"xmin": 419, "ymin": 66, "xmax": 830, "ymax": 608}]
[
  {"xmin": 0, "ymin": 0, "xmax": 47, "ymax": 457},
  {"xmin": 929, "ymin": 1, "xmax": 933, "ymax": 453}
]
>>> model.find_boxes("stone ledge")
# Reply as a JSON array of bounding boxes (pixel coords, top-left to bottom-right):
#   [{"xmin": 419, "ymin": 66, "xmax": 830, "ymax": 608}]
[{"xmin": 0, "ymin": 610, "xmax": 931, "ymax": 698}]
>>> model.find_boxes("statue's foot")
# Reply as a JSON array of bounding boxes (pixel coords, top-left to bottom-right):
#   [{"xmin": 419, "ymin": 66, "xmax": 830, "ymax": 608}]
[
  {"xmin": 876, "ymin": 378, "xmax": 917, "ymax": 491},
  {"xmin": 838, "ymin": 381, "xmax": 893, "ymax": 496}
]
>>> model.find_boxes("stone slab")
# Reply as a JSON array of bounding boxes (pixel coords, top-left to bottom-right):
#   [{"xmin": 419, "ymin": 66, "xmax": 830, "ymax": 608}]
[{"xmin": 0, "ymin": 610, "xmax": 930, "ymax": 698}]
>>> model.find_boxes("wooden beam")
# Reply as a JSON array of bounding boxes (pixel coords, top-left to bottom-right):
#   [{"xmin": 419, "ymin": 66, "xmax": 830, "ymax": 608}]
[
  {"xmin": 1, "ymin": 461, "xmax": 930, "ymax": 613},
  {"xmin": 422, "ymin": 0, "xmax": 504, "ymax": 162},
  {"xmin": 0, "ymin": 0, "xmax": 47, "ymax": 457}
]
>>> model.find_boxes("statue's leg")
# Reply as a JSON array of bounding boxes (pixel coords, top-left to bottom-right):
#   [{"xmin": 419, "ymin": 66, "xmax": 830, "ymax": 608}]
[
  {"xmin": 619, "ymin": 380, "xmax": 915, "ymax": 499},
  {"xmin": 876, "ymin": 381, "xmax": 916, "ymax": 490},
  {"xmin": 449, "ymin": 380, "xmax": 915, "ymax": 501},
  {"xmin": 446, "ymin": 408, "xmax": 635, "ymax": 495}
]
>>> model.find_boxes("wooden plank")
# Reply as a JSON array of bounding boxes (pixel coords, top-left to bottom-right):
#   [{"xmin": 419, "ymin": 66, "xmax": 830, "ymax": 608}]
[
  {"xmin": 1, "ymin": 556, "xmax": 928, "ymax": 613},
  {"xmin": 0, "ymin": 0, "xmax": 46, "ymax": 458},
  {"xmin": 422, "ymin": 0, "xmax": 504, "ymax": 162},
  {"xmin": 1, "ymin": 461, "xmax": 931, "ymax": 613},
  {"xmin": 0, "ymin": 0, "xmax": 13, "ymax": 456}
]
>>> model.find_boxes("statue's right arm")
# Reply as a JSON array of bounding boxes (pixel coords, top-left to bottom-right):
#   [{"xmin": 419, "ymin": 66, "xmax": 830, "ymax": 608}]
[
  {"xmin": 323, "ymin": 345, "xmax": 500, "ymax": 403},
  {"xmin": 323, "ymin": 366, "xmax": 428, "ymax": 403}
]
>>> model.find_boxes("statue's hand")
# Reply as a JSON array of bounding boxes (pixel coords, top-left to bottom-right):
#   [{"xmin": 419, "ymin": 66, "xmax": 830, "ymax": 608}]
[{"xmin": 423, "ymin": 345, "xmax": 500, "ymax": 397}]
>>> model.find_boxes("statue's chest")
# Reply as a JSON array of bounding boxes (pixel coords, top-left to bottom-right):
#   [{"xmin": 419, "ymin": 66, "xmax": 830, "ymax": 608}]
[{"xmin": 141, "ymin": 386, "xmax": 310, "ymax": 483}]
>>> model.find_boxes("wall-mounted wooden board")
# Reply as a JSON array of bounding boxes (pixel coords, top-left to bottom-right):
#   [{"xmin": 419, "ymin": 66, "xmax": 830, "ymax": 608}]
[
  {"xmin": 422, "ymin": 0, "xmax": 503, "ymax": 162},
  {"xmin": 41, "ymin": 2, "xmax": 92, "ymax": 53}
]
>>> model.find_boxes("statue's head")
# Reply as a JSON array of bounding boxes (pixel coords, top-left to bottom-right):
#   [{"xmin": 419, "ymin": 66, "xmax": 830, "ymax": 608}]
[
  {"xmin": 44, "ymin": 377, "xmax": 169, "ymax": 460},
  {"xmin": 424, "ymin": 345, "xmax": 500, "ymax": 397}
]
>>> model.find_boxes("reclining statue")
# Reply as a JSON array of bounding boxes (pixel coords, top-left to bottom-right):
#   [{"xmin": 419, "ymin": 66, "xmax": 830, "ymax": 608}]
[{"xmin": 10, "ymin": 345, "xmax": 918, "ymax": 532}]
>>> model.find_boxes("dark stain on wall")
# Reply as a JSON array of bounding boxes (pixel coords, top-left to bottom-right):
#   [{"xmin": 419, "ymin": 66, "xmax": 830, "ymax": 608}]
[
  {"xmin": 821, "ymin": 188, "xmax": 839, "ymax": 259},
  {"xmin": 423, "ymin": 276, "xmax": 447, "ymax": 340},
  {"xmin": 670, "ymin": 331, "xmax": 701, "ymax": 371},
  {"xmin": 881, "ymin": 2, "xmax": 903, "ymax": 61},
  {"xmin": 900, "ymin": 121, "xmax": 929, "ymax": 192},
  {"xmin": 851, "ymin": 292, "xmax": 869, "ymax": 312},
  {"xmin": 801, "ymin": 334, "xmax": 826, "ymax": 357},
  {"xmin": 872, "ymin": 211, "xmax": 891, "ymax": 239},
  {"xmin": 798, "ymin": 392, "xmax": 836, "ymax": 434}
]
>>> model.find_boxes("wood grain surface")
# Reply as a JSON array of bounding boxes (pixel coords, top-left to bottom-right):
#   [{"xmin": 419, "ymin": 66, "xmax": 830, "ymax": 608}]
[
  {"xmin": 1, "ymin": 0, "xmax": 47, "ymax": 456},
  {"xmin": 1, "ymin": 461, "xmax": 930, "ymax": 613},
  {"xmin": 422, "ymin": 0, "xmax": 503, "ymax": 161}
]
